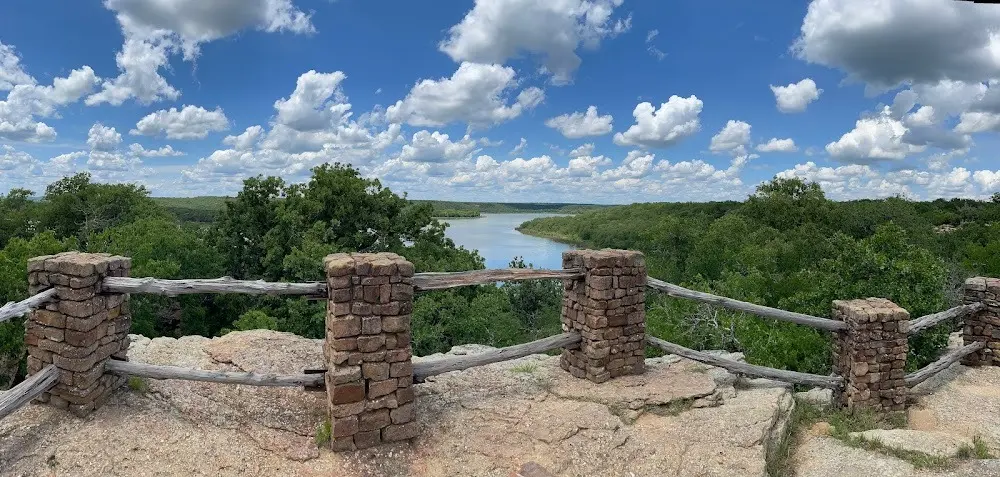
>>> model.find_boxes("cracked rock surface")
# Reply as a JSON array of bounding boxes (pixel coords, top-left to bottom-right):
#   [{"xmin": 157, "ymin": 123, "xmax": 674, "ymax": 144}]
[{"xmin": 0, "ymin": 330, "xmax": 792, "ymax": 477}]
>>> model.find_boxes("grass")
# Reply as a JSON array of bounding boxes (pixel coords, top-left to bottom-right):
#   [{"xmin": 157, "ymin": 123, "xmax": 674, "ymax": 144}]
[
  {"xmin": 127, "ymin": 376, "xmax": 148, "ymax": 393},
  {"xmin": 315, "ymin": 419, "xmax": 331, "ymax": 447},
  {"xmin": 957, "ymin": 436, "xmax": 994, "ymax": 459},
  {"xmin": 510, "ymin": 362, "xmax": 540, "ymax": 374},
  {"xmin": 768, "ymin": 400, "xmax": 996, "ymax": 476}
]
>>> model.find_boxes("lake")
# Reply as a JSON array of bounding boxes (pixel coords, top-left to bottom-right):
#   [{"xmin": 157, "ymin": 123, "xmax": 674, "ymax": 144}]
[{"xmin": 441, "ymin": 213, "xmax": 574, "ymax": 270}]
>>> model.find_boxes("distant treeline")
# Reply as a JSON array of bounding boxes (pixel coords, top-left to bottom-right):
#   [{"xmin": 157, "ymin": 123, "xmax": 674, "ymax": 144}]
[{"xmin": 152, "ymin": 196, "xmax": 607, "ymax": 222}]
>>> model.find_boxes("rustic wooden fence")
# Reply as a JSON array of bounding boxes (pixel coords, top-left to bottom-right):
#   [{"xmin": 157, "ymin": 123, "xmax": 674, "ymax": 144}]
[{"xmin": 0, "ymin": 250, "xmax": 997, "ymax": 450}]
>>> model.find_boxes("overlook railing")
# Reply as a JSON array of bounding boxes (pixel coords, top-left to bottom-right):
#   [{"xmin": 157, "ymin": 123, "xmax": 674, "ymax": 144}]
[{"xmin": 2, "ymin": 249, "xmax": 999, "ymax": 451}]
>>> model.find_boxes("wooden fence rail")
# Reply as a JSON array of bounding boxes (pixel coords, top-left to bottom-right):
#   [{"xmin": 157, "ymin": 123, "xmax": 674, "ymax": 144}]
[
  {"xmin": 645, "ymin": 278, "xmax": 847, "ymax": 332},
  {"xmin": 413, "ymin": 332, "xmax": 581, "ymax": 382},
  {"xmin": 904, "ymin": 303, "xmax": 985, "ymax": 335},
  {"xmin": 102, "ymin": 268, "xmax": 584, "ymax": 298},
  {"xmin": 645, "ymin": 335, "xmax": 843, "ymax": 389},
  {"xmin": 104, "ymin": 360, "xmax": 325, "ymax": 387},
  {"xmin": 904, "ymin": 341, "xmax": 986, "ymax": 387},
  {"xmin": 0, "ymin": 364, "xmax": 58, "ymax": 420},
  {"xmin": 412, "ymin": 268, "xmax": 583, "ymax": 291},
  {"xmin": 0, "ymin": 288, "xmax": 57, "ymax": 324}
]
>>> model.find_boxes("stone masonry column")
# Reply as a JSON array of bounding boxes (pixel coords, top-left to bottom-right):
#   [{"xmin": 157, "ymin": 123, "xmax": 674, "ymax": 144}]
[
  {"xmin": 832, "ymin": 298, "xmax": 908, "ymax": 412},
  {"xmin": 25, "ymin": 252, "xmax": 131, "ymax": 417},
  {"xmin": 324, "ymin": 252, "xmax": 417, "ymax": 451},
  {"xmin": 560, "ymin": 249, "xmax": 646, "ymax": 383},
  {"xmin": 961, "ymin": 277, "xmax": 1000, "ymax": 366}
]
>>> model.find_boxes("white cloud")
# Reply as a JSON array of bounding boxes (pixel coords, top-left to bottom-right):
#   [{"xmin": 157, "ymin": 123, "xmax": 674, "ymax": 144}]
[
  {"xmin": 792, "ymin": 0, "xmax": 1000, "ymax": 90},
  {"xmin": 439, "ymin": 0, "xmax": 630, "ymax": 84},
  {"xmin": 955, "ymin": 111, "xmax": 1000, "ymax": 134},
  {"xmin": 545, "ymin": 106, "xmax": 613, "ymax": 138},
  {"xmin": 645, "ymin": 29, "xmax": 666, "ymax": 60},
  {"xmin": 613, "ymin": 95, "xmax": 703, "ymax": 149},
  {"xmin": 128, "ymin": 143, "xmax": 184, "ymax": 157},
  {"xmin": 397, "ymin": 130, "xmax": 478, "ymax": 163},
  {"xmin": 756, "ymin": 138, "xmax": 799, "ymax": 153},
  {"xmin": 131, "ymin": 104, "xmax": 230, "ymax": 139},
  {"xmin": 826, "ymin": 107, "xmax": 927, "ymax": 162},
  {"xmin": 0, "ymin": 65, "xmax": 99, "ymax": 142},
  {"xmin": 89, "ymin": 0, "xmax": 315, "ymax": 106},
  {"xmin": 386, "ymin": 62, "xmax": 544, "ymax": 128},
  {"xmin": 87, "ymin": 123, "xmax": 123, "ymax": 151},
  {"xmin": 0, "ymin": 42, "xmax": 34, "ymax": 91},
  {"xmin": 85, "ymin": 35, "xmax": 179, "ymax": 106},
  {"xmin": 223, "ymin": 125, "xmax": 264, "ymax": 150},
  {"xmin": 104, "ymin": 0, "xmax": 315, "ymax": 59},
  {"xmin": 770, "ymin": 78, "xmax": 822, "ymax": 113},
  {"xmin": 0, "ymin": 144, "xmax": 38, "ymax": 171},
  {"xmin": 569, "ymin": 143, "xmax": 595, "ymax": 157},
  {"xmin": 509, "ymin": 137, "xmax": 527, "ymax": 156},
  {"xmin": 709, "ymin": 120, "xmax": 751, "ymax": 155}
]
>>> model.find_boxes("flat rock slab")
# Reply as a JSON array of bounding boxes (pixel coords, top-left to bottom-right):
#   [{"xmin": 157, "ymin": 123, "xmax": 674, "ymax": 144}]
[
  {"xmin": 849, "ymin": 429, "xmax": 971, "ymax": 458},
  {"xmin": 795, "ymin": 435, "xmax": 1000, "ymax": 477},
  {"xmin": 0, "ymin": 331, "xmax": 792, "ymax": 477}
]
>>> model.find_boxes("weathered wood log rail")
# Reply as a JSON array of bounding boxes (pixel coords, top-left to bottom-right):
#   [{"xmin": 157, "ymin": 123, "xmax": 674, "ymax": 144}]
[
  {"xmin": 104, "ymin": 359, "xmax": 325, "ymax": 387},
  {"xmin": 904, "ymin": 341, "xmax": 986, "ymax": 387},
  {"xmin": 646, "ymin": 335, "xmax": 843, "ymax": 389},
  {"xmin": 413, "ymin": 332, "xmax": 581, "ymax": 382},
  {"xmin": 0, "ymin": 288, "xmax": 56, "ymax": 324},
  {"xmin": 101, "ymin": 268, "xmax": 585, "ymax": 298},
  {"xmin": 0, "ymin": 364, "xmax": 58, "ymax": 420},
  {"xmin": 645, "ymin": 277, "xmax": 847, "ymax": 331},
  {"xmin": 904, "ymin": 302, "xmax": 985, "ymax": 335}
]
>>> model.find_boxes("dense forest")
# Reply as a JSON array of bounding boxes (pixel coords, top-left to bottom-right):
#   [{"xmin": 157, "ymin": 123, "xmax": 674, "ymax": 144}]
[
  {"xmin": 520, "ymin": 179, "xmax": 1000, "ymax": 375},
  {"xmin": 0, "ymin": 164, "xmax": 563, "ymax": 388},
  {"xmin": 3, "ymin": 167, "xmax": 1000, "ymax": 389}
]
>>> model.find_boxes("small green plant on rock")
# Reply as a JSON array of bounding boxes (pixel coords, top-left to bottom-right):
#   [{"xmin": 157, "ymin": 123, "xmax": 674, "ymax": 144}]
[
  {"xmin": 956, "ymin": 436, "xmax": 993, "ymax": 459},
  {"xmin": 510, "ymin": 362, "xmax": 539, "ymax": 374},
  {"xmin": 315, "ymin": 419, "xmax": 331, "ymax": 447},
  {"xmin": 127, "ymin": 376, "xmax": 148, "ymax": 393}
]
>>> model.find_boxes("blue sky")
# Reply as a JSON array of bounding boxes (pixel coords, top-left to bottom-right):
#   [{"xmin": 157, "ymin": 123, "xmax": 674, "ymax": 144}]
[{"xmin": 1, "ymin": 0, "xmax": 999, "ymax": 202}]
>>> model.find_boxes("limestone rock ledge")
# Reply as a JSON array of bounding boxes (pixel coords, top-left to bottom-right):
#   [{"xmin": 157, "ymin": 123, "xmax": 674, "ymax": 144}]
[{"xmin": 0, "ymin": 330, "xmax": 792, "ymax": 477}]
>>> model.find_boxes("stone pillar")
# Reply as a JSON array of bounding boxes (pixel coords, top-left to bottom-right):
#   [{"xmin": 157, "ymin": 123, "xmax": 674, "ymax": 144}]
[
  {"xmin": 25, "ymin": 252, "xmax": 131, "ymax": 417},
  {"xmin": 324, "ymin": 252, "xmax": 417, "ymax": 451},
  {"xmin": 832, "ymin": 298, "xmax": 908, "ymax": 412},
  {"xmin": 559, "ymin": 249, "xmax": 646, "ymax": 383},
  {"xmin": 961, "ymin": 277, "xmax": 1000, "ymax": 366}
]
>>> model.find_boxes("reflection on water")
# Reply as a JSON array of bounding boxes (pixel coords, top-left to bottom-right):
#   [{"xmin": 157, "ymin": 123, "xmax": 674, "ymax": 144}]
[{"xmin": 441, "ymin": 213, "xmax": 574, "ymax": 270}]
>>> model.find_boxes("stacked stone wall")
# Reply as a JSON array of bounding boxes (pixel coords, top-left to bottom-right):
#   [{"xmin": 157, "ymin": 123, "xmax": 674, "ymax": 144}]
[
  {"xmin": 832, "ymin": 298, "xmax": 907, "ymax": 412},
  {"xmin": 962, "ymin": 277, "xmax": 1000, "ymax": 366},
  {"xmin": 25, "ymin": 252, "xmax": 131, "ymax": 416},
  {"xmin": 324, "ymin": 252, "xmax": 417, "ymax": 451},
  {"xmin": 560, "ymin": 249, "xmax": 646, "ymax": 383}
]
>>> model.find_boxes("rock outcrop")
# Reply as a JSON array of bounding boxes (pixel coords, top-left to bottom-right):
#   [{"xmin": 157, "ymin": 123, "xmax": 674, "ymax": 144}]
[{"xmin": 0, "ymin": 330, "xmax": 794, "ymax": 476}]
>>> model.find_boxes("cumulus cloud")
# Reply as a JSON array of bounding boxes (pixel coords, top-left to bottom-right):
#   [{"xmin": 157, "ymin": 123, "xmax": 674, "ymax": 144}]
[
  {"xmin": 792, "ymin": 0, "xmax": 1000, "ymax": 90},
  {"xmin": 0, "ymin": 42, "xmax": 34, "ymax": 91},
  {"xmin": 0, "ymin": 63, "xmax": 99, "ymax": 142},
  {"xmin": 955, "ymin": 111, "xmax": 1000, "ymax": 134},
  {"xmin": 89, "ymin": 0, "xmax": 315, "ymax": 106},
  {"xmin": 709, "ymin": 120, "xmax": 751, "ymax": 155},
  {"xmin": 128, "ymin": 143, "xmax": 184, "ymax": 157},
  {"xmin": 183, "ymin": 70, "xmax": 402, "ymax": 180},
  {"xmin": 770, "ymin": 78, "xmax": 822, "ymax": 113},
  {"xmin": 826, "ymin": 107, "xmax": 927, "ymax": 162},
  {"xmin": 439, "ymin": 0, "xmax": 630, "ymax": 84},
  {"xmin": 545, "ymin": 106, "xmax": 613, "ymax": 138},
  {"xmin": 386, "ymin": 62, "xmax": 544, "ymax": 128},
  {"xmin": 569, "ymin": 143, "xmax": 595, "ymax": 157},
  {"xmin": 222, "ymin": 125, "xmax": 264, "ymax": 150},
  {"xmin": 131, "ymin": 105, "xmax": 230, "ymax": 139},
  {"xmin": 613, "ymin": 95, "xmax": 703, "ymax": 148},
  {"xmin": 87, "ymin": 123, "xmax": 123, "ymax": 151},
  {"xmin": 397, "ymin": 130, "xmax": 478, "ymax": 163},
  {"xmin": 756, "ymin": 138, "xmax": 799, "ymax": 153}
]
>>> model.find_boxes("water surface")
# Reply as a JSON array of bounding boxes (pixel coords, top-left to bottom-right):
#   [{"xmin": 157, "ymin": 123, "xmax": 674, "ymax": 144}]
[{"xmin": 441, "ymin": 213, "xmax": 573, "ymax": 270}]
